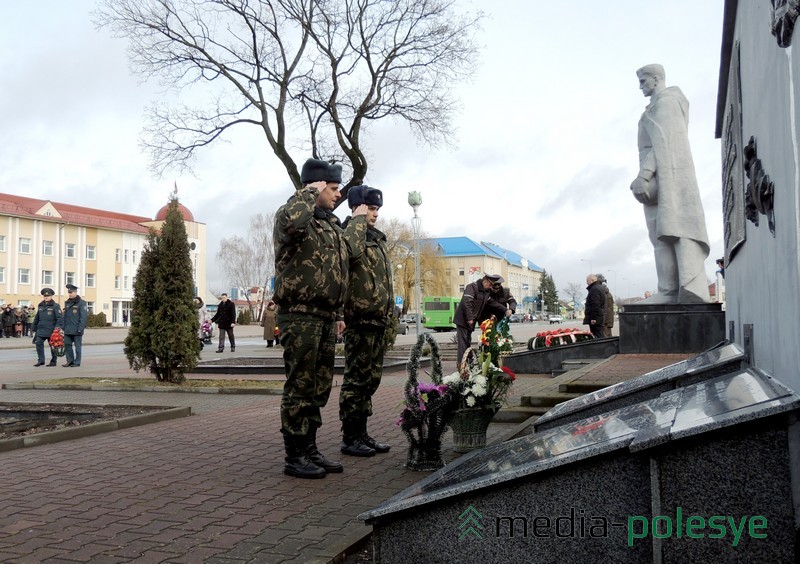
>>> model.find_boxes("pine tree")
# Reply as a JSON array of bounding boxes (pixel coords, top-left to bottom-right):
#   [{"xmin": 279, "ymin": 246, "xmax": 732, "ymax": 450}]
[
  {"xmin": 124, "ymin": 192, "xmax": 200, "ymax": 382},
  {"xmin": 537, "ymin": 270, "xmax": 559, "ymax": 315}
]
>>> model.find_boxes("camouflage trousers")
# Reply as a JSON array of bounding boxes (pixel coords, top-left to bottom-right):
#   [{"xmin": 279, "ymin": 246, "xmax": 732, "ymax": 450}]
[
  {"xmin": 339, "ymin": 323, "xmax": 387, "ymax": 422},
  {"xmin": 277, "ymin": 313, "xmax": 337, "ymax": 437}
]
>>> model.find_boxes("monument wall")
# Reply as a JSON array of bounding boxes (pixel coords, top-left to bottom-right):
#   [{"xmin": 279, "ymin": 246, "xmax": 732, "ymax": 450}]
[{"xmin": 717, "ymin": 0, "xmax": 800, "ymax": 393}]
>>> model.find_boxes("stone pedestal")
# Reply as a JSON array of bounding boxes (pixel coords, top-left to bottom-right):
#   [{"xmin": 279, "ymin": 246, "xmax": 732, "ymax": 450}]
[{"xmin": 618, "ymin": 303, "xmax": 725, "ymax": 354}]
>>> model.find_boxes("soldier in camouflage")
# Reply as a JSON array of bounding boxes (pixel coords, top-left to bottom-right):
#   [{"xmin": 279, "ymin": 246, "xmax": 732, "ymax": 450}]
[
  {"xmin": 273, "ymin": 158, "xmax": 368, "ymax": 479},
  {"xmin": 339, "ymin": 185, "xmax": 393, "ymax": 457}
]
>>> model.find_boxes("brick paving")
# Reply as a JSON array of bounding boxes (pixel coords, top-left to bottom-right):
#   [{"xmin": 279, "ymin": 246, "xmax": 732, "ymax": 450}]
[{"xmin": 0, "ymin": 327, "xmax": 688, "ymax": 563}]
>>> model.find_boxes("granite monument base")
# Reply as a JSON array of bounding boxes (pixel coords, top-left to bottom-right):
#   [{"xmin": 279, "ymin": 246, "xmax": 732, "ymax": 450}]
[{"xmin": 618, "ymin": 302, "xmax": 725, "ymax": 354}]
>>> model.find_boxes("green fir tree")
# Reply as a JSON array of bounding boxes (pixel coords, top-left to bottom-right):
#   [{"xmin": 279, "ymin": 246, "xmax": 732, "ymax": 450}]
[
  {"xmin": 537, "ymin": 270, "xmax": 559, "ymax": 315},
  {"xmin": 124, "ymin": 192, "xmax": 200, "ymax": 382}
]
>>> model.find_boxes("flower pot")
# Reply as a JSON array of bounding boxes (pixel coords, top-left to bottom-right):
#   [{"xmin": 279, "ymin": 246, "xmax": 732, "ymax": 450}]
[{"xmin": 450, "ymin": 406, "xmax": 496, "ymax": 453}]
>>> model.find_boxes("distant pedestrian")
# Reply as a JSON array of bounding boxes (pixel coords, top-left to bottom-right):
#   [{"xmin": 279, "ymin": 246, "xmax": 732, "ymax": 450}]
[
  {"xmin": 21, "ymin": 306, "xmax": 32, "ymax": 336},
  {"xmin": 261, "ymin": 300, "xmax": 277, "ymax": 348},
  {"xmin": 210, "ymin": 293, "xmax": 237, "ymax": 353},
  {"xmin": 194, "ymin": 297, "xmax": 207, "ymax": 341},
  {"xmin": 31, "ymin": 288, "xmax": 62, "ymax": 367},
  {"xmin": 596, "ymin": 273, "xmax": 615, "ymax": 338},
  {"xmin": 583, "ymin": 274, "xmax": 606, "ymax": 338},
  {"xmin": 453, "ymin": 274, "xmax": 509, "ymax": 368},
  {"xmin": 2, "ymin": 304, "xmax": 15, "ymax": 338},
  {"xmin": 61, "ymin": 284, "xmax": 88, "ymax": 367},
  {"xmin": 122, "ymin": 311, "xmax": 128, "ymax": 326}
]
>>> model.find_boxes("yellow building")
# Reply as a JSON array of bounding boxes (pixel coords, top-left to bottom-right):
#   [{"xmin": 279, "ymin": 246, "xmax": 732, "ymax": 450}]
[
  {"xmin": 0, "ymin": 193, "xmax": 206, "ymax": 325},
  {"xmin": 428, "ymin": 237, "xmax": 544, "ymax": 312}
]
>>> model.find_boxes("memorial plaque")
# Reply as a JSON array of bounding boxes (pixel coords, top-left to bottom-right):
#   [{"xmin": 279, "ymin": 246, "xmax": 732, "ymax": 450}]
[
  {"xmin": 362, "ymin": 369, "xmax": 800, "ymax": 523},
  {"xmin": 722, "ymin": 42, "xmax": 746, "ymax": 263}
]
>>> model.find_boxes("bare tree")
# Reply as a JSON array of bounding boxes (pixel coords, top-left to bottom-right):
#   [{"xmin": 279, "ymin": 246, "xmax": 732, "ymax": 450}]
[
  {"xmin": 94, "ymin": 0, "xmax": 483, "ymax": 194},
  {"xmin": 562, "ymin": 282, "xmax": 584, "ymax": 306},
  {"xmin": 215, "ymin": 212, "xmax": 276, "ymax": 317},
  {"xmin": 381, "ymin": 217, "xmax": 448, "ymax": 313}
]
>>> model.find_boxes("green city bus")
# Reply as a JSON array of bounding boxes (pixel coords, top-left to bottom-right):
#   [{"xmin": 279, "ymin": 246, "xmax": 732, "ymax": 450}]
[{"xmin": 422, "ymin": 296, "xmax": 460, "ymax": 331}]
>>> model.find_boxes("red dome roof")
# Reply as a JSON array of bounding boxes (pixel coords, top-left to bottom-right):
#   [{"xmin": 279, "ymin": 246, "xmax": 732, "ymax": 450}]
[{"xmin": 155, "ymin": 203, "xmax": 194, "ymax": 222}]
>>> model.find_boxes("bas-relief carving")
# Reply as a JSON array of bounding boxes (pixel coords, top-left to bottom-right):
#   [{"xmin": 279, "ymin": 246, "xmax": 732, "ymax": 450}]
[
  {"xmin": 771, "ymin": 0, "xmax": 800, "ymax": 48},
  {"xmin": 743, "ymin": 136, "xmax": 776, "ymax": 236},
  {"xmin": 722, "ymin": 44, "xmax": 746, "ymax": 264}
]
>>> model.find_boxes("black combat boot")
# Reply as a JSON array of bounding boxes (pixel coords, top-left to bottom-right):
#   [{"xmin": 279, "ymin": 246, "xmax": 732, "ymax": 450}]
[
  {"xmin": 283, "ymin": 434, "xmax": 326, "ymax": 479},
  {"xmin": 340, "ymin": 417, "xmax": 376, "ymax": 457},
  {"xmin": 306, "ymin": 426, "xmax": 343, "ymax": 473},
  {"xmin": 361, "ymin": 416, "xmax": 390, "ymax": 453}
]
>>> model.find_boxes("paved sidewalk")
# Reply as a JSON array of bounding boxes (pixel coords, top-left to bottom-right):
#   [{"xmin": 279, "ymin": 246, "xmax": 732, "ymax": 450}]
[{"xmin": 0, "ymin": 336, "xmax": 686, "ymax": 563}]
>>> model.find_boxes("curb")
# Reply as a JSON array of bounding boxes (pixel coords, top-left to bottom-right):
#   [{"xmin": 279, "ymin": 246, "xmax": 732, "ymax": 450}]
[
  {"xmin": 0, "ymin": 405, "xmax": 191, "ymax": 452},
  {"xmin": 2, "ymin": 383, "xmax": 283, "ymax": 395}
]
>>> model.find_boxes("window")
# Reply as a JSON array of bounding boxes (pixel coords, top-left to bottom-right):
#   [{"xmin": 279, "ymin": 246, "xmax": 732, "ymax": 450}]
[
  {"xmin": 19, "ymin": 238, "xmax": 31, "ymax": 254},
  {"xmin": 18, "ymin": 268, "xmax": 30, "ymax": 284},
  {"xmin": 0, "ymin": 235, "xmax": 5, "ymax": 252},
  {"xmin": 114, "ymin": 276, "xmax": 120, "ymax": 290},
  {"xmin": 459, "ymin": 268, "xmax": 465, "ymax": 277},
  {"xmin": 124, "ymin": 249, "xmax": 129, "ymax": 263},
  {"xmin": 65, "ymin": 243, "xmax": 76, "ymax": 258},
  {"xmin": 86, "ymin": 302, "xmax": 95, "ymax": 315},
  {"xmin": 115, "ymin": 249, "xmax": 121, "ymax": 262},
  {"xmin": 0, "ymin": 267, "xmax": 4, "ymax": 283},
  {"xmin": 86, "ymin": 273, "xmax": 96, "ymax": 288},
  {"xmin": 132, "ymin": 250, "xmax": 137, "ymax": 263},
  {"xmin": 42, "ymin": 270, "xmax": 54, "ymax": 285},
  {"xmin": 65, "ymin": 272, "xmax": 76, "ymax": 286},
  {"xmin": 123, "ymin": 276, "xmax": 130, "ymax": 290},
  {"xmin": 43, "ymin": 240, "xmax": 54, "ymax": 256},
  {"xmin": 86, "ymin": 245, "xmax": 96, "ymax": 260}
]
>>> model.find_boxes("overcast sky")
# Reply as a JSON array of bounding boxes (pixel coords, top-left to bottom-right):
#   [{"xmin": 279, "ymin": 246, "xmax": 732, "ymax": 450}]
[{"xmin": 0, "ymin": 0, "xmax": 726, "ymax": 301}]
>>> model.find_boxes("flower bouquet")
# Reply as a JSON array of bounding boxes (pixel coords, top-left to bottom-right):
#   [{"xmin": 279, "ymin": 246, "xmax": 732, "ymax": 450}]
[
  {"xmin": 443, "ymin": 317, "xmax": 516, "ymax": 452},
  {"xmin": 528, "ymin": 327, "xmax": 594, "ymax": 349},
  {"xmin": 397, "ymin": 333, "xmax": 459, "ymax": 470},
  {"xmin": 49, "ymin": 327, "xmax": 65, "ymax": 357}
]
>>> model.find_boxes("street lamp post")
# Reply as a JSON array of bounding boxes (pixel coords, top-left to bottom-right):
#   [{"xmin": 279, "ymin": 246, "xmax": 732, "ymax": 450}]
[{"xmin": 408, "ymin": 192, "xmax": 423, "ymax": 336}]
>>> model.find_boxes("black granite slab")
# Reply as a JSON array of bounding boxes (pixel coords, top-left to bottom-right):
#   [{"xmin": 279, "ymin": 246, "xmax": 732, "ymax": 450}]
[
  {"xmin": 534, "ymin": 343, "xmax": 745, "ymax": 432},
  {"xmin": 618, "ymin": 302, "xmax": 725, "ymax": 353}
]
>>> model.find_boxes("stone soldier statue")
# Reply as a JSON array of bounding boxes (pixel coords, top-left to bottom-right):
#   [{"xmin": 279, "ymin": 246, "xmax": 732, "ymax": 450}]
[
  {"xmin": 630, "ymin": 64, "xmax": 711, "ymax": 304},
  {"xmin": 340, "ymin": 185, "xmax": 393, "ymax": 457},
  {"xmin": 273, "ymin": 158, "xmax": 368, "ymax": 479}
]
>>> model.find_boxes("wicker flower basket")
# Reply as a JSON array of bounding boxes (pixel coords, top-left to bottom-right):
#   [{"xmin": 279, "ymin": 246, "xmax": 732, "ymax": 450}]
[{"xmin": 450, "ymin": 406, "xmax": 497, "ymax": 453}]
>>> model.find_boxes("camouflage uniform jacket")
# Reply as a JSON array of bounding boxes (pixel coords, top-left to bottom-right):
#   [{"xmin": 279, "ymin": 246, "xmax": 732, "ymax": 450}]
[
  {"xmin": 343, "ymin": 224, "xmax": 393, "ymax": 327},
  {"xmin": 273, "ymin": 187, "xmax": 366, "ymax": 320}
]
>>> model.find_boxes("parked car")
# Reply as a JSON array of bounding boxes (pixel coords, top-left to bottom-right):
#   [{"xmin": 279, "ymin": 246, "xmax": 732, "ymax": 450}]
[
  {"xmin": 508, "ymin": 314, "xmax": 521, "ymax": 323},
  {"xmin": 403, "ymin": 314, "xmax": 420, "ymax": 325},
  {"xmin": 530, "ymin": 314, "xmax": 540, "ymax": 321},
  {"xmin": 548, "ymin": 314, "xmax": 563, "ymax": 324},
  {"xmin": 396, "ymin": 317, "xmax": 409, "ymax": 335}
]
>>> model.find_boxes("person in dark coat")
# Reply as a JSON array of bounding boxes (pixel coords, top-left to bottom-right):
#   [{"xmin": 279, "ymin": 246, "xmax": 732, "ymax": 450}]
[
  {"xmin": 453, "ymin": 274, "xmax": 509, "ymax": 368},
  {"xmin": 583, "ymin": 274, "xmax": 606, "ymax": 338},
  {"xmin": 2, "ymin": 305, "xmax": 16, "ymax": 338},
  {"xmin": 31, "ymin": 288, "xmax": 62, "ymax": 366},
  {"xmin": 261, "ymin": 300, "xmax": 277, "ymax": 347},
  {"xmin": 61, "ymin": 284, "xmax": 88, "ymax": 367},
  {"xmin": 210, "ymin": 293, "xmax": 237, "ymax": 352},
  {"xmin": 596, "ymin": 273, "xmax": 615, "ymax": 337}
]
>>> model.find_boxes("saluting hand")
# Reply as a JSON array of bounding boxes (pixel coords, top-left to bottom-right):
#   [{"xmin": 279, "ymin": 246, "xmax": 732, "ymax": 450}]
[{"xmin": 351, "ymin": 204, "xmax": 369, "ymax": 217}]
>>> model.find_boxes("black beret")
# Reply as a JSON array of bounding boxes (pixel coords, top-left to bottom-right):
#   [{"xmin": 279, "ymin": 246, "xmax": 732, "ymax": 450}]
[
  {"xmin": 327, "ymin": 163, "xmax": 342, "ymax": 184},
  {"xmin": 41, "ymin": 287, "xmax": 54, "ymax": 296},
  {"xmin": 300, "ymin": 158, "xmax": 329, "ymax": 184},
  {"xmin": 66, "ymin": 284, "xmax": 79, "ymax": 292},
  {"xmin": 348, "ymin": 185, "xmax": 383, "ymax": 208}
]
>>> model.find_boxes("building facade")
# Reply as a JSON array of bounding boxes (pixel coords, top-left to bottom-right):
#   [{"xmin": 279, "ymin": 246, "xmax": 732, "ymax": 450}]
[
  {"xmin": 0, "ymin": 193, "xmax": 206, "ymax": 326},
  {"xmin": 427, "ymin": 237, "xmax": 544, "ymax": 310}
]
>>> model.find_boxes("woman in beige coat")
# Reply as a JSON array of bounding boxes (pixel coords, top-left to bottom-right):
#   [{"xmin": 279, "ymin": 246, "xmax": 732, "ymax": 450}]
[{"xmin": 261, "ymin": 301, "xmax": 278, "ymax": 347}]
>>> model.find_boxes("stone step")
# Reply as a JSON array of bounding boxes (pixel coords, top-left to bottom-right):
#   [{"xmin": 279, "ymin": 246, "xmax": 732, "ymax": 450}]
[
  {"xmin": 558, "ymin": 381, "xmax": 611, "ymax": 394},
  {"xmin": 494, "ymin": 406, "xmax": 550, "ymax": 424},
  {"xmin": 521, "ymin": 392, "xmax": 583, "ymax": 408}
]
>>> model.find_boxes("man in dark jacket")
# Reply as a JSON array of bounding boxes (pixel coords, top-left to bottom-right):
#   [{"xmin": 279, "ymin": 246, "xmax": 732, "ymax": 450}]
[
  {"xmin": 596, "ymin": 273, "xmax": 615, "ymax": 337},
  {"xmin": 210, "ymin": 293, "xmax": 237, "ymax": 353},
  {"xmin": 340, "ymin": 185, "xmax": 393, "ymax": 458},
  {"xmin": 61, "ymin": 284, "xmax": 88, "ymax": 367},
  {"xmin": 583, "ymin": 274, "xmax": 606, "ymax": 338},
  {"xmin": 454, "ymin": 273, "xmax": 510, "ymax": 368},
  {"xmin": 31, "ymin": 288, "xmax": 62, "ymax": 367},
  {"xmin": 273, "ymin": 158, "xmax": 368, "ymax": 479}
]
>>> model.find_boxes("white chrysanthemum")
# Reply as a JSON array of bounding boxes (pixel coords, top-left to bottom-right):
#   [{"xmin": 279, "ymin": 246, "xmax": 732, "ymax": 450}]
[
  {"xmin": 442, "ymin": 372, "xmax": 460, "ymax": 385},
  {"xmin": 472, "ymin": 384, "xmax": 487, "ymax": 397},
  {"xmin": 466, "ymin": 395, "xmax": 476, "ymax": 407},
  {"xmin": 461, "ymin": 387, "xmax": 471, "ymax": 396},
  {"xmin": 474, "ymin": 375, "xmax": 487, "ymax": 387}
]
